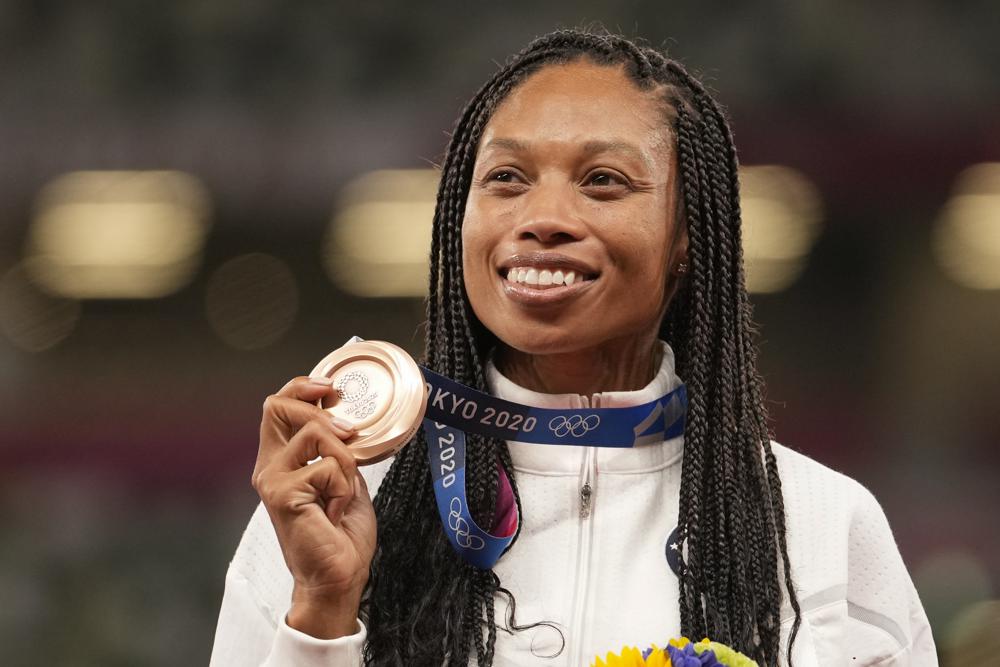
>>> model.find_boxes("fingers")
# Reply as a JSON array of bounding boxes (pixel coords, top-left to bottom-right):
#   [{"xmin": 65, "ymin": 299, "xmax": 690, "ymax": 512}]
[
  {"xmin": 255, "ymin": 454, "xmax": 356, "ymax": 526},
  {"xmin": 260, "ymin": 393, "xmax": 352, "ymax": 443},
  {"xmin": 254, "ymin": 413, "xmax": 358, "ymax": 506},
  {"xmin": 277, "ymin": 375, "xmax": 337, "ymax": 401},
  {"xmin": 287, "ymin": 456, "xmax": 357, "ymax": 524},
  {"xmin": 265, "ymin": 376, "xmax": 345, "ymax": 437},
  {"xmin": 275, "ymin": 418, "xmax": 357, "ymax": 477},
  {"xmin": 257, "ymin": 376, "xmax": 354, "ymax": 476}
]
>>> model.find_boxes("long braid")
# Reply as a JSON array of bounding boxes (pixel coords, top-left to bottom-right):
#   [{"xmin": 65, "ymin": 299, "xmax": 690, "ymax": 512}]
[
  {"xmin": 686, "ymin": 60, "xmax": 801, "ymax": 662},
  {"xmin": 659, "ymin": 57, "xmax": 802, "ymax": 663},
  {"xmin": 363, "ymin": 28, "xmax": 801, "ymax": 666}
]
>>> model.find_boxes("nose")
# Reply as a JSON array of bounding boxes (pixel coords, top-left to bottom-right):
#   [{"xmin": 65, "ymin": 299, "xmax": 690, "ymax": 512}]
[{"xmin": 513, "ymin": 184, "xmax": 587, "ymax": 245}]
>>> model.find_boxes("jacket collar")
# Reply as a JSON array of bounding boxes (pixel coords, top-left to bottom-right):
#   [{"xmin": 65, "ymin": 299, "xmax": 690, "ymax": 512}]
[{"xmin": 485, "ymin": 341, "xmax": 685, "ymax": 475}]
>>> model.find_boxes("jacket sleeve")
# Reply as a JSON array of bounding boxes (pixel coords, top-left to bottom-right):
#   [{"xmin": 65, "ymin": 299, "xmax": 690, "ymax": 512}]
[
  {"xmin": 208, "ymin": 502, "xmax": 366, "ymax": 666},
  {"xmin": 845, "ymin": 486, "xmax": 938, "ymax": 666},
  {"xmin": 210, "ymin": 457, "xmax": 393, "ymax": 665}
]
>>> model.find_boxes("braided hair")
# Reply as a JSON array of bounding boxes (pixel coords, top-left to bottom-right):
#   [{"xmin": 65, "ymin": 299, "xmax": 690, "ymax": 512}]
[{"xmin": 363, "ymin": 28, "xmax": 801, "ymax": 666}]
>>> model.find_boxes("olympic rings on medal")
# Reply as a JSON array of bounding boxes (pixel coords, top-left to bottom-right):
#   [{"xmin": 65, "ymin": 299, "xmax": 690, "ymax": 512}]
[
  {"xmin": 448, "ymin": 497, "xmax": 485, "ymax": 551},
  {"xmin": 548, "ymin": 414, "xmax": 601, "ymax": 438}
]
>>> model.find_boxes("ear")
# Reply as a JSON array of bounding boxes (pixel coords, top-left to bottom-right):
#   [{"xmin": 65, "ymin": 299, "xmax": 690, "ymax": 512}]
[
  {"xmin": 668, "ymin": 225, "xmax": 689, "ymax": 277},
  {"xmin": 666, "ymin": 161, "xmax": 689, "ymax": 277},
  {"xmin": 662, "ymin": 222, "xmax": 689, "ymax": 311}
]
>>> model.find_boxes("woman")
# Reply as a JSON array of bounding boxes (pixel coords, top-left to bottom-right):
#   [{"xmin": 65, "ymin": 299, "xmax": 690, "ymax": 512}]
[{"xmin": 211, "ymin": 29, "xmax": 937, "ymax": 666}]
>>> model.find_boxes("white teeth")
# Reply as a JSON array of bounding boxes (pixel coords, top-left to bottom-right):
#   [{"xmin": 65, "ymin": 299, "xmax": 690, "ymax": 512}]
[{"xmin": 505, "ymin": 266, "xmax": 588, "ymax": 286}]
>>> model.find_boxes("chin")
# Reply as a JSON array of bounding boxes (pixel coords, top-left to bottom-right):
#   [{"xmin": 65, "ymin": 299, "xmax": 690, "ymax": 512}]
[{"xmin": 490, "ymin": 321, "xmax": 600, "ymax": 357}]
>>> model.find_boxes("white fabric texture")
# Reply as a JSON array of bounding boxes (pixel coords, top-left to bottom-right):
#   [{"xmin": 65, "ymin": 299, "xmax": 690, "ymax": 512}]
[{"xmin": 210, "ymin": 342, "xmax": 938, "ymax": 666}]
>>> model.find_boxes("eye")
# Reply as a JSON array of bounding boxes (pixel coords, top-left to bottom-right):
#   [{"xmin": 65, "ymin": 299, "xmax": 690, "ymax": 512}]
[
  {"xmin": 588, "ymin": 172, "xmax": 617, "ymax": 186},
  {"xmin": 487, "ymin": 169, "xmax": 523, "ymax": 184},
  {"xmin": 479, "ymin": 168, "xmax": 529, "ymax": 195},
  {"xmin": 582, "ymin": 170, "xmax": 631, "ymax": 193}
]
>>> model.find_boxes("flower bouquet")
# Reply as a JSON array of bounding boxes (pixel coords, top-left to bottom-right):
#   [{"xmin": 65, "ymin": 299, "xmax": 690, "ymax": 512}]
[{"xmin": 592, "ymin": 637, "xmax": 758, "ymax": 667}]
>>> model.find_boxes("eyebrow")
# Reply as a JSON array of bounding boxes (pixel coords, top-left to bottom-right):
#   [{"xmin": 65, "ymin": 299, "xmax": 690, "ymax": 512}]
[
  {"xmin": 482, "ymin": 137, "xmax": 649, "ymax": 166},
  {"xmin": 581, "ymin": 139, "xmax": 644, "ymax": 161},
  {"xmin": 482, "ymin": 137, "xmax": 530, "ymax": 153}
]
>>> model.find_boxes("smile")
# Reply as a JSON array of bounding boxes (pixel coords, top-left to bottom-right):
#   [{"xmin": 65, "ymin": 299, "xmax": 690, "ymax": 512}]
[
  {"xmin": 497, "ymin": 265, "xmax": 597, "ymax": 306},
  {"xmin": 504, "ymin": 266, "xmax": 587, "ymax": 288},
  {"xmin": 496, "ymin": 253, "xmax": 599, "ymax": 305}
]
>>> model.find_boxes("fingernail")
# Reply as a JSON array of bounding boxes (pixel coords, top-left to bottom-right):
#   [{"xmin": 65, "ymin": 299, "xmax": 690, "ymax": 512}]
[
  {"xmin": 331, "ymin": 417, "xmax": 355, "ymax": 432},
  {"xmin": 309, "ymin": 376, "xmax": 334, "ymax": 386}
]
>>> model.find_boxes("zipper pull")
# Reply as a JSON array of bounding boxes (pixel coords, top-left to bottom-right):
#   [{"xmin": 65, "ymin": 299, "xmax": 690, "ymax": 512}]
[{"xmin": 580, "ymin": 482, "xmax": 593, "ymax": 518}]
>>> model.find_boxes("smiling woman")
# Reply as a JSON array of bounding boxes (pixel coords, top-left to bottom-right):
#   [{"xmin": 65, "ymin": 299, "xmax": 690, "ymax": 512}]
[
  {"xmin": 210, "ymin": 29, "xmax": 937, "ymax": 667},
  {"xmin": 463, "ymin": 61, "xmax": 686, "ymax": 395}
]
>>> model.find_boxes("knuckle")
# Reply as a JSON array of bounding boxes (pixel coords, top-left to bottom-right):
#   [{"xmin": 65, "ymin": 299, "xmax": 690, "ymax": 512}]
[
  {"xmin": 262, "ymin": 394, "xmax": 279, "ymax": 416},
  {"xmin": 256, "ymin": 475, "xmax": 293, "ymax": 511},
  {"xmin": 324, "ymin": 455, "xmax": 346, "ymax": 476},
  {"xmin": 254, "ymin": 474, "xmax": 276, "ymax": 503},
  {"xmin": 300, "ymin": 419, "xmax": 325, "ymax": 439},
  {"xmin": 281, "ymin": 376, "xmax": 310, "ymax": 394}
]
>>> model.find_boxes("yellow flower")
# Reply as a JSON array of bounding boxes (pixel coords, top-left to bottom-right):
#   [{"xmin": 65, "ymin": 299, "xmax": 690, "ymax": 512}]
[
  {"xmin": 644, "ymin": 647, "xmax": 669, "ymax": 667},
  {"xmin": 591, "ymin": 646, "xmax": 647, "ymax": 667},
  {"xmin": 593, "ymin": 637, "xmax": 760, "ymax": 667}
]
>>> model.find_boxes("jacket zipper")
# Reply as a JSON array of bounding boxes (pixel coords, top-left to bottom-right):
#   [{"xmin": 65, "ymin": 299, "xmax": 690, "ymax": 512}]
[
  {"xmin": 580, "ymin": 477, "xmax": 593, "ymax": 518},
  {"xmin": 569, "ymin": 395, "xmax": 600, "ymax": 666}
]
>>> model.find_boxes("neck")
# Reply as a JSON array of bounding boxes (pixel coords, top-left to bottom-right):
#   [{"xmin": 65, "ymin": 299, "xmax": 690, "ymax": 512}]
[{"xmin": 495, "ymin": 334, "xmax": 663, "ymax": 396}]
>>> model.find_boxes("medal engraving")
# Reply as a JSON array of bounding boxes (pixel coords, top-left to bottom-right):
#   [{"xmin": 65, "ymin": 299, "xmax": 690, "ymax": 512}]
[
  {"xmin": 309, "ymin": 340, "xmax": 428, "ymax": 465},
  {"xmin": 336, "ymin": 371, "xmax": 379, "ymax": 420}
]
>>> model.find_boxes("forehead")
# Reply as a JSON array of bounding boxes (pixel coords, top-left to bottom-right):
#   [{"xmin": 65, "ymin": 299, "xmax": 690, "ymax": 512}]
[{"xmin": 480, "ymin": 60, "xmax": 671, "ymax": 156}]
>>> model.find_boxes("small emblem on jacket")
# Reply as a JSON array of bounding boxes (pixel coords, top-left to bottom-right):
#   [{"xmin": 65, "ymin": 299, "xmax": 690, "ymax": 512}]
[{"xmin": 665, "ymin": 525, "xmax": 683, "ymax": 577}]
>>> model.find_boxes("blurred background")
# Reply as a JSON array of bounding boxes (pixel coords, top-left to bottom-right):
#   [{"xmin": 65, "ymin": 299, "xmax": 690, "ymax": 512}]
[{"xmin": 1, "ymin": 1, "xmax": 998, "ymax": 664}]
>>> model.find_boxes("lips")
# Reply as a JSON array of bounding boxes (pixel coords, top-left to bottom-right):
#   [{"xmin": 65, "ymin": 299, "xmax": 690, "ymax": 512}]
[
  {"xmin": 505, "ymin": 266, "xmax": 581, "ymax": 288},
  {"xmin": 498, "ymin": 253, "xmax": 598, "ymax": 285},
  {"xmin": 497, "ymin": 252, "xmax": 598, "ymax": 305}
]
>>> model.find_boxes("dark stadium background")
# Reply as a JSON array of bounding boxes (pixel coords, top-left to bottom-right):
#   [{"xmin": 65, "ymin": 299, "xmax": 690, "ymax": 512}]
[{"xmin": 1, "ymin": 2, "xmax": 998, "ymax": 663}]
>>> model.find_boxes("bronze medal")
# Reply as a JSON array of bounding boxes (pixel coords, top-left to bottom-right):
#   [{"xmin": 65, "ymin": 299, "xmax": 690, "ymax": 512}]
[{"xmin": 308, "ymin": 340, "xmax": 427, "ymax": 465}]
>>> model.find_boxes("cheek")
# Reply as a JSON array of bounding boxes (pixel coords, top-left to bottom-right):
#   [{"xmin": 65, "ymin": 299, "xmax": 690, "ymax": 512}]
[
  {"xmin": 460, "ymin": 208, "xmax": 493, "ymax": 304},
  {"xmin": 609, "ymin": 229, "xmax": 671, "ymax": 304}
]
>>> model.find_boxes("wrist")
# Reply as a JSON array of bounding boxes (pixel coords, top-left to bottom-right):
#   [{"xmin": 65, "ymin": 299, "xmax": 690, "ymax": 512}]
[{"xmin": 287, "ymin": 587, "xmax": 363, "ymax": 640}]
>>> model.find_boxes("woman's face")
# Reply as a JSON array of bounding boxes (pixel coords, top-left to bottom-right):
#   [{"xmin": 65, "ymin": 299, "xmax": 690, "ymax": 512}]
[{"xmin": 462, "ymin": 59, "xmax": 686, "ymax": 357}]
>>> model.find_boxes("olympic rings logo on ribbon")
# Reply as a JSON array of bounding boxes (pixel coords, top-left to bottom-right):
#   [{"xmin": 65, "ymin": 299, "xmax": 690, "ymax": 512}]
[
  {"xmin": 548, "ymin": 414, "xmax": 601, "ymax": 437},
  {"xmin": 448, "ymin": 497, "xmax": 485, "ymax": 551}
]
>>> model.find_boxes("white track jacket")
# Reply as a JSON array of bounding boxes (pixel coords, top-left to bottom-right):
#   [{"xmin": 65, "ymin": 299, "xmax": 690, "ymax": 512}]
[{"xmin": 210, "ymin": 343, "xmax": 937, "ymax": 666}]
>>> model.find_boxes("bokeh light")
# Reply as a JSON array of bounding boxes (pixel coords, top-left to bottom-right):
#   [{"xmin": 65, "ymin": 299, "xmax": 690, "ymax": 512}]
[
  {"xmin": 324, "ymin": 169, "xmax": 438, "ymax": 297},
  {"xmin": 26, "ymin": 170, "xmax": 211, "ymax": 299},
  {"xmin": 933, "ymin": 163, "xmax": 1000, "ymax": 290},
  {"xmin": 740, "ymin": 166, "xmax": 823, "ymax": 294},
  {"xmin": 205, "ymin": 253, "xmax": 299, "ymax": 350}
]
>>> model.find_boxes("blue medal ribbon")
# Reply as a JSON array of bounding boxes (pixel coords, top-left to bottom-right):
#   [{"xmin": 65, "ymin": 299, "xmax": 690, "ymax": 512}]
[{"xmin": 420, "ymin": 367, "xmax": 687, "ymax": 569}]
